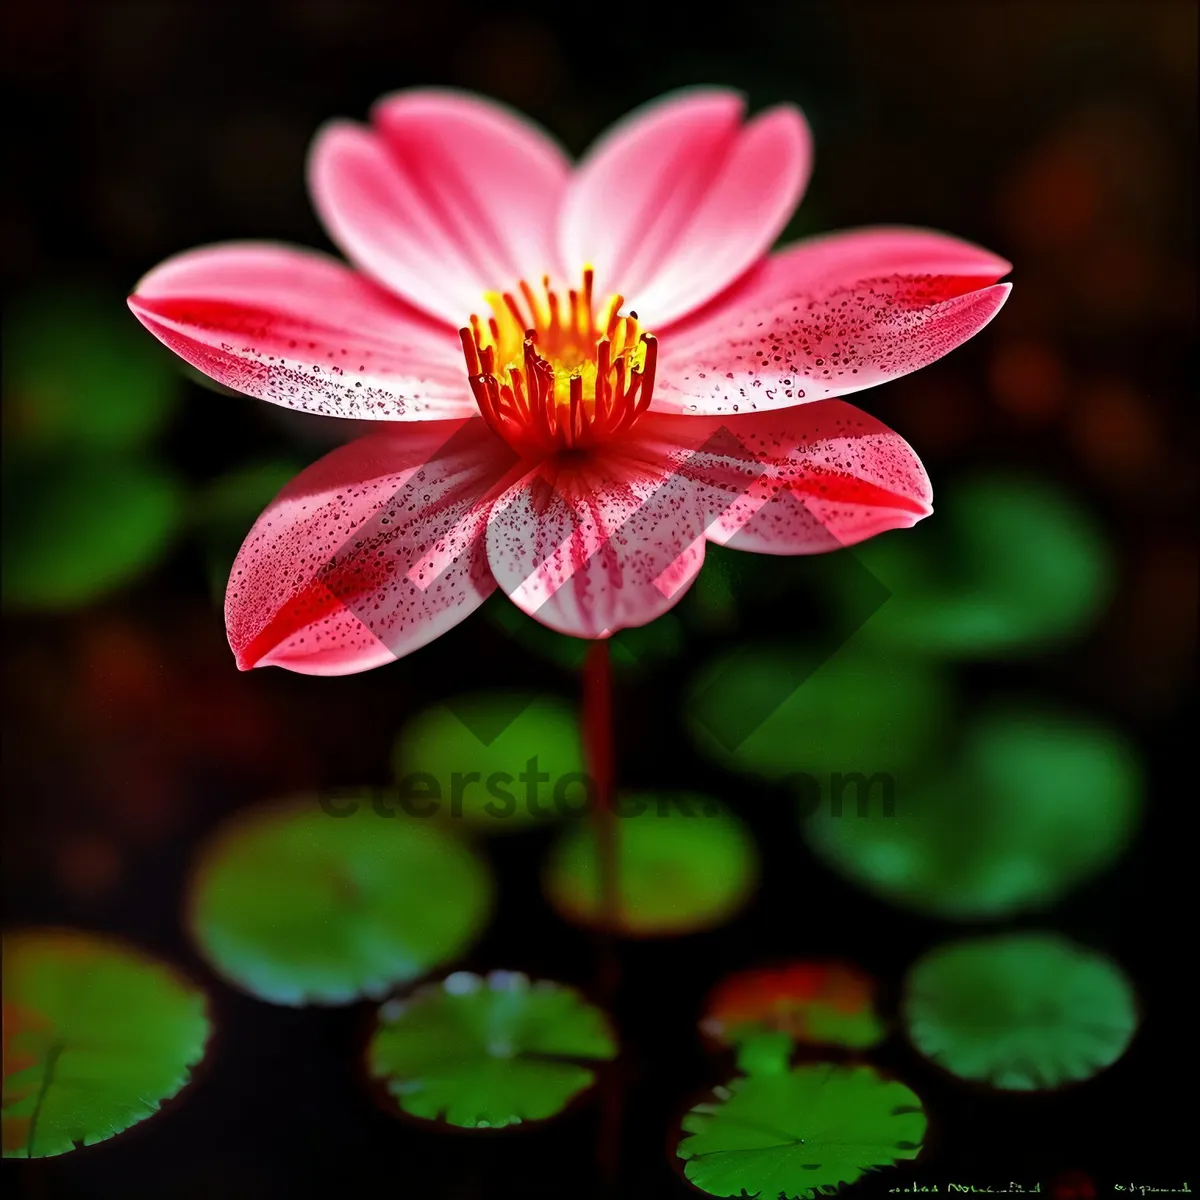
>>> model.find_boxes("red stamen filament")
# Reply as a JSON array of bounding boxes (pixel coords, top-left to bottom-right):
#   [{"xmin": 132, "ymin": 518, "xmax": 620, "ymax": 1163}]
[{"xmin": 460, "ymin": 268, "xmax": 658, "ymax": 455}]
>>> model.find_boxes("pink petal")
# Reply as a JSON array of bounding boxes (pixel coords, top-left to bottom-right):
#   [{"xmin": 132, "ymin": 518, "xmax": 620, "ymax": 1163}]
[
  {"xmin": 484, "ymin": 446, "xmax": 714, "ymax": 639},
  {"xmin": 559, "ymin": 89, "xmax": 812, "ymax": 329},
  {"xmin": 654, "ymin": 227, "xmax": 1012, "ymax": 415},
  {"xmin": 129, "ymin": 242, "xmax": 474, "ymax": 421},
  {"xmin": 309, "ymin": 90, "xmax": 570, "ymax": 326},
  {"xmin": 629, "ymin": 401, "xmax": 933, "ymax": 553},
  {"xmin": 226, "ymin": 419, "xmax": 519, "ymax": 675}
]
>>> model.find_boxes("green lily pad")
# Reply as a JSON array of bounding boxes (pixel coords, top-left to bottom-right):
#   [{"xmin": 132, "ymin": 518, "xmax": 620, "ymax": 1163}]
[
  {"xmin": 803, "ymin": 706, "xmax": 1141, "ymax": 920},
  {"xmin": 543, "ymin": 794, "xmax": 758, "ymax": 936},
  {"xmin": 687, "ymin": 645, "xmax": 950, "ymax": 782},
  {"xmin": 4, "ymin": 286, "xmax": 178, "ymax": 452},
  {"xmin": 845, "ymin": 473, "xmax": 1114, "ymax": 657},
  {"xmin": 702, "ymin": 963, "xmax": 886, "ymax": 1052},
  {"xmin": 188, "ymin": 799, "xmax": 493, "ymax": 1005},
  {"xmin": 2, "ymin": 929, "xmax": 209, "ymax": 1158},
  {"xmin": 368, "ymin": 970, "xmax": 616, "ymax": 1128},
  {"xmin": 903, "ymin": 933, "xmax": 1138, "ymax": 1090},
  {"xmin": 677, "ymin": 1063, "xmax": 927, "ymax": 1199},
  {"xmin": 392, "ymin": 693, "xmax": 585, "ymax": 831},
  {"xmin": 2, "ymin": 452, "xmax": 184, "ymax": 611}
]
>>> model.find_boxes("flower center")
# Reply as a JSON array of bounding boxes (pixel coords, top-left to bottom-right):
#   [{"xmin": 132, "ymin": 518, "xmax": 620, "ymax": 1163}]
[{"xmin": 458, "ymin": 267, "xmax": 658, "ymax": 455}]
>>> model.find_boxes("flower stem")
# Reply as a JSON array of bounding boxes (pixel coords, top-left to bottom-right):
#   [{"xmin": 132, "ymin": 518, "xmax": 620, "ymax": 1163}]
[
  {"xmin": 583, "ymin": 638, "xmax": 621, "ymax": 1187},
  {"xmin": 584, "ymin": 640, "xmax": 619, "ymax": 965}
]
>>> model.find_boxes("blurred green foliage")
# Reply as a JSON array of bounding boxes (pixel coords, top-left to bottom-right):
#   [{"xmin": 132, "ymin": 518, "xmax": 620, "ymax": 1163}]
[
  {"xmin": 368, "ymin": 971, "xmax": 616, "ymax": 1129},
  {"xmin": 2, "ymin": 929, "xmax": 209, "ymax": 1158},
  {"xmin": 2, "ymin": 453, "xmax": 184, "ymax": 610},
  {"xmin": 3, "ymin": 288, "xmax": 179, "ymax": 453},
  {"xmin": 188, "ymin": 799, "xmax": 492, "ymax": 1006},
  {"xmin": 904, "ymin": 933, "xmax": 1138, "ymax": 1090},
  {"xmin": 0, "ymin": 284, "xmax": 311, "ymax": 615},
  {"xmin": 2, "ymin": 285, "xmax": 186, "ymax": 611},
  {"xmin": 392, "ymin": 693, "xmax": 584, "ymax": 831},
  {"xmin": 677, "ymin": 1063, "xmax": 926, "ymax": 1199},
  {"xmin": 543, "ymin": 794, "xmax": 758, "ymax": 936},
  {"xmin": 803, "ymin": 706, "xmax": 1141, "ymax": 920},
  {"xmin": 843, "ymin": 473, "xmax": 1115, "ymax": 657},
  {"xmin": 687, "ymin": 645, "xmax": 951, "ymax": 781}
]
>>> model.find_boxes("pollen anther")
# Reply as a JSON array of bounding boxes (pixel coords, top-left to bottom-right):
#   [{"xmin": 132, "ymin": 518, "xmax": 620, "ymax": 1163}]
[{"xmin": 459, "ymin": 269, "xmax": 658, "ymax": 454}]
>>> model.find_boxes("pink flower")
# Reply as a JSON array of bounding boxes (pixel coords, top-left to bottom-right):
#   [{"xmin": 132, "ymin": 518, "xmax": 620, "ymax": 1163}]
[{"xmin": 129, "ymin": 88, "xmax": 1010, "ymax": 675}]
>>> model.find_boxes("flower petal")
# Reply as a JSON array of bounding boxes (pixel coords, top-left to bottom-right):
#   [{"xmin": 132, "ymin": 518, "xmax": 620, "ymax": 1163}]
[
  {"xmin": 310, "ymin": 90, "xmax": 570, "ymax": 326},
  {"xmin": 129, "ymin": 242, "xmax": 474, "ymax": 421},
  {"xmin": 226, "ymin": 419, "xmax": 519, "ymax": 675},
  {"xmin": 559, "ymin": 88, "xmax": 812, "ymax": 328},
  {"xmin": 654, "ymin": 227, "xmax": 1012, "ymax": 415},
  {"xmin": 629, "ymin": 401, "xmax": 932, "ymax": 553},
  {"xmin": 484, "ymin": 447, "xmax": 713, "ymax": 639}
]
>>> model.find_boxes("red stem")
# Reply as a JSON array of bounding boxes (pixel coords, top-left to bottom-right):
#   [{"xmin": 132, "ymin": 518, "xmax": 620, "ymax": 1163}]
[{"xmin": 583, "ymin": 638, "xmax": 621, "ymax": 1186}]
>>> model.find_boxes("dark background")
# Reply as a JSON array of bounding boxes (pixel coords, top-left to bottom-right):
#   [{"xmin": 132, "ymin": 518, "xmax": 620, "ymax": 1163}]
[{"xmin": 2, "ymin": 1, "xmax": 1196, "ymax": 1197}]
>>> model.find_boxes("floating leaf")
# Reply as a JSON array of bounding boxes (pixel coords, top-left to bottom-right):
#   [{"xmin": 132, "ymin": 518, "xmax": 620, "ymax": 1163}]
[
  {"xmin": 543, "ymin": 795, "xmax": 757, "ymax": 936},
  {"xmin": 803, "ymin": 707, "xmax": 1141, "ymax": 919},
  {"xmin": 392, "ymin": 693, "xmax": 584, "ymax": 831},
  {"xmin": 677, "ymin": 1063, "xmax": 926, "ymax": 1199},
  {"xmin": 702, "ymin": 963, "xmax": 885, "ymax": 1052},
  {"xmin": 903, "ymin": 933, "xmax": 1138, "ymax": 1090},
  {"xmin": 2, "ymin": 453, "xmax": 184, "ymax": 611},
  {"xmin": 688, "ymin": 645, "xmax": 950, "ymax": 782},
  {"xmin": 2, "ymin": 929, "xmax": 209, "ymax": 1158},
  {"xmin": 844, "ymin": 473, "xmax": 1114, "ymax": 657},
  {"xmin": 189, "ymin": 799, "xmax": 492, "ymax": 1005},
  {"xmin": 368, "ymin": 970, "xmax": 616, "ymax": 1128},
  {"xmin": 3, "ymin": 287, "xmax": 179, "ymax": 452}
]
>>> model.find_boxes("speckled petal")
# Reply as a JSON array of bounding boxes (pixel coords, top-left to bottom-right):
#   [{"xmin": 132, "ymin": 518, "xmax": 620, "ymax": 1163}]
[
  {"xmin": 310, "ymin": 90, "xmax": 569, "ymax": 325},
  {"xmin": 632, "ymin": 402, "xmax": 933, "ymax": 552},
  {"xmin": 654, "ymin": 227, "xmax": 1012, "ymax": 415},
  {"xmin": 484, "ymin": 446, "xmax": 712, "ymax": 639},
  {"xmin": 226, "ymin": 419, "xmax": 520, "ymax": 674},
  {"xmin": 559, "ymin": 89, "xmax": 812, "ymax": 329},
  {"xmin": 129, "ymin": 242, "xmax": 473, "ymax": 420}
]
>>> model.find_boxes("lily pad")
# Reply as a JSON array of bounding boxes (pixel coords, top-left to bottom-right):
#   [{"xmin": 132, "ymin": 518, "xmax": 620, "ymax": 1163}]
[
  {"xmin": 903, "ymin": 933, "xmax": 1138, "ymax": 1090},
  {"xmin": 844, "ymin": 473, "xmax": 1114, "ymax": 657},
  {"xmin": 188, "ymin": 799, "xmax": 492, "ymax": 1005},
  {"xmin": 2, "ymin": 452, "xmax": 184, "ymax": 611},
  {"xmin": 2, "ymin": 929, "xmax": 209, "ymax": 1158},
  {"xmin": 687, "ymin": 645, "xmax": 950, "ymax": 782},
  {"xmin": 677, "ymin": 1063, "xmax": 926, "ymax": 1199},
  {"xmin": 702, "ymin": 963, "xmax": 885, "ymax": 1052},
  {"xmin": 368, "ymin": 970, "xmax": 616, "ymax": 1128},
  {"xmin": 543, "ymin": 794, "xmax": 758, "ymax": 936},
  {"xmin": 392, "ymin": 693, "xmax": 584, "ymax": 830},
  {"xmin": 803, "ymin": 706, "xmax": 1141, "ymax": 919}
]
